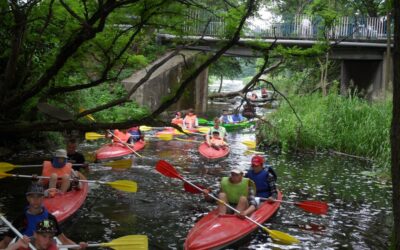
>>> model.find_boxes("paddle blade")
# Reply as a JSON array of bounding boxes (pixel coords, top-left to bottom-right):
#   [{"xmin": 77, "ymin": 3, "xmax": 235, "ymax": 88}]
[
  {"xmin": 264, "ymin": 227, "xmax": 300, "ymax": 245},
  {"xmin": 140, "ymin": 125, "xmax": 153, "ymax": 131},
  {"xmin": 242, "ymin": 140, "xmax": 256, "ymax": 148},
  {"xmin": 0, "ymin": 172, "xmax": 13, "ymax": 179},
  {"xmin": 0, "ymin": 162, "xmax": 16, "ymax": 172},
  {"xmin": 183, "ymin": 182, "xmax": 206, "ymax": 194},
  {"xmin": 107, "ymin": 180, "xmax": 138, "ymax": 193},
  {"xmin": 295, "ymin": 201, "xmax": 329, "ymax": 215},
  {"xmin": 79, "ymin": 108, "xmax": 96, "ymax": 122},
  {"xmin": 101, "ymin": 235, "xmax": 148, "ymax": 250},
  {"xmin": 155, "ymin": 160, "xmax": 182, "ymax": 179},
  {"xmin": 197, "ymin": 127, "xmax": 209, "ymax": 133},
  {"xmin": 156, "ymin": 133, "xmax": 173, "ymax": 141},
  {"xmin": 85, "ymin": 132, "xmax": 105, "ymax": 140},
  {"xmin": 104, "ymin": 159, "xmax": 133, "ymax": 169}
]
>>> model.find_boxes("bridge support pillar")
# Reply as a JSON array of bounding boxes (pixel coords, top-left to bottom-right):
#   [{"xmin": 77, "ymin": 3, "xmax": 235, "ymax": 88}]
[
  {"xmin": 123, "ymin": 50, "xmax": 208, "ymax": 114},
  {"xmin": 340, "ymin": 60, "xmax": 383, "ymax": 100}
]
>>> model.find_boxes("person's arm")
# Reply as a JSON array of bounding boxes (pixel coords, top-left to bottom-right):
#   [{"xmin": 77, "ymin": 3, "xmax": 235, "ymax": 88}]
[
  {"xmin": 195, "ymin": 118, "xmax": 198, "ymax": 127},
  {"xmin": 58, "ymin": 233, "xmax": 87, "ymax": 249},
  {"xmin": 182, "ymin": 117, "xmax": 187, "ymax": 129},
  {"xmin": 3, "ymin": 236, "xmax": 30, "ymax": 250},
  {"xmin": 267, "ymin": 173, "xmax": 278, "ymax": 200}
]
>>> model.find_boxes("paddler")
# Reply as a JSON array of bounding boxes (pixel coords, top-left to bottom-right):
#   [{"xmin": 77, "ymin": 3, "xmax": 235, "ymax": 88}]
[
  {"xmin": 171, "ymin": 112, "xmax": 183, "ymax": 127},
  {"xmin": 39, "ymin": 149, "xmax": 81, "ymax": 197},
  {"xmin": 244, "ymin": 155, "xmax": 277, "ymax": 203},
  {"xmin": 0, "ymin": 183, "xmax": 87, "ymax": 249},
  {"xmin": 203, "ymin": 168, "xmax": 257, "ymax": 218},
  {"xmin": 66, "ymin": 139, "xmax": 88, "ymax": 173},
  {"xmin": 206, "ymin": 131, "xmax": 228, "ymax": 150},
  {"xmin": 206, "ymin": 117, "xmax": 227, "ymax": 142},
  {"xmin": 182, "ymin": 108, "xmax": 198, "ymax": 129}
]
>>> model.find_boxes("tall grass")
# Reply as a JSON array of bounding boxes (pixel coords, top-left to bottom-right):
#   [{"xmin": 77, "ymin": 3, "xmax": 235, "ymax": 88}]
[{"xmin": 262, "ymin": 92, "xmax": 391, "ymax": 168}]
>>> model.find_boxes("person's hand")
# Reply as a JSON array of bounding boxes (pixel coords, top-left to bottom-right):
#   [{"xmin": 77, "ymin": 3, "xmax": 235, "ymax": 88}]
[
  {"xmin": 79, "ymin": 242, "xmax": 88, "ymax": 249},
  {"xmin": 14, "ymin": 236, "xmax": 30, "ymax": 249},
  {"xmin": 236, "ymin": 211, "xmax": 246, "ymax": 219},
  {"xmin": 266, "ymin": 197, "xmax": 276, "ymax": 203},
  {"xmin": 31, "ymin": 174, "xmax": 38, "ymax": 181}
]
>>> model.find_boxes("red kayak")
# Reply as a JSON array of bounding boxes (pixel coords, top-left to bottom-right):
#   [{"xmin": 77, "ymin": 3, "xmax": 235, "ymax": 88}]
[
  {"xmin": 184, "ymin": 191, "xmax": 282, "ymax": 250},
  {"xmin": 44, "ymin": 176, "xmax": 89, "ymax": 223},
  {"xmin": 95, "ymin": 141, "xmax": 145, "ymax": 160},
  {"xmin": 198, "ymin": 142, "xmax": 230, "ymax": 160}
]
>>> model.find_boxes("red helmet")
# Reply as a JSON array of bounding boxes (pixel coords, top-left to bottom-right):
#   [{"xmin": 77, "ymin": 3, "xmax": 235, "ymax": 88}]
[{"xmin": 251, "ymin": 155, "xmax": 264, "ymax": 166}]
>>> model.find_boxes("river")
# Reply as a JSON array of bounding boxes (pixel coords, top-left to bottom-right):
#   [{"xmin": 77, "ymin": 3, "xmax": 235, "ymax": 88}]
[{"xmin": 0, "ymin": 103, "xmax": 393, "ymax": 249}]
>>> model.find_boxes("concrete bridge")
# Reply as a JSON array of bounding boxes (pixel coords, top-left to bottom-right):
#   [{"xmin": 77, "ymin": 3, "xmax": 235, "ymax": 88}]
[{"xmin": 124, "ymin": 13, "xmax": 393, "ymax": 113}]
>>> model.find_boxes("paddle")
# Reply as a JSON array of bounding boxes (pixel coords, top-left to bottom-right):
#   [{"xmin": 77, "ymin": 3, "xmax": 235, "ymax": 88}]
[
  {"xmin": 0, "ymin": 159, "xmax": 133, "ymax": 172},
  {"xmin": 59, "ymin": 235, "xmax": 148, "ymax": 250},
  {"xmin": 0, "ymin": 173, "xmax": 137, "ymax": 193},
  {"xmin": 79, "ymin": 108, "xmax": 96, "ymax": 122},
  {"xmin": 182, "ymin": 182, "xmax": 328, "ymax": 215},
  {"xmin": 0, "ymin": 214, "xmax": 37, "ymax": 250},
  {"xmin": 85, "ymin": 132, "xmax": 173, "ymax": 142},
  {"xmin": 259, "ymin": 198, "xmax": 328, "ymax": 215},
  {"xmin": 155, "ymin": 160, "xmax": 300, "ymax": 245},
  {"xmin": 241, "ymin": 140, "xmax": 256, "ymax": 148}
]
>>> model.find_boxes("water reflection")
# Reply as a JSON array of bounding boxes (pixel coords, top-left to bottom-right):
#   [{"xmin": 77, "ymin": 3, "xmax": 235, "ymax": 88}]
[{"xmin": 0, "ymin": 129, "xmax": 393, "ymax": 249}]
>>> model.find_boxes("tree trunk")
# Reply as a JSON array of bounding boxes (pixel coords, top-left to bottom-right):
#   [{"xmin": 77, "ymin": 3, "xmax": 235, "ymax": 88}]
[
  {"xmin": 391, "ymin": 1, "xmax": 400, "ymax": 249},
  {"xmin": 218, "ymin": 75, "xmax": 223, "ymax": 93}
]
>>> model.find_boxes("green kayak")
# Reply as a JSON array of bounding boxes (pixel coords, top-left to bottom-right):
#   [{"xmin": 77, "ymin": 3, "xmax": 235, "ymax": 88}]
[{"xmin": 198, "ymin": 119, "xmax": 255, "ymax": 132}]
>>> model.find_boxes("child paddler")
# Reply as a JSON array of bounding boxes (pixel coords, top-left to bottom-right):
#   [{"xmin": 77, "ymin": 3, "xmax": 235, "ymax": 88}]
[{"xmin": 0, "ymin": 184, "xmax": 87, "ymax": 249}]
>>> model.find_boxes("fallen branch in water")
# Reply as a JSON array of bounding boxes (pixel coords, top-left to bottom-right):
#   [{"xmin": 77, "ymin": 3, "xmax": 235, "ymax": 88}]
[{"xmin": 328, "ymin": 150, "xmax": 371, "ymax": 161}]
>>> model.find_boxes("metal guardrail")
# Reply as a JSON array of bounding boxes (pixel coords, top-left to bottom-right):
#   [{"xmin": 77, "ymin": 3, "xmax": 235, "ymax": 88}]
[{"xmin": 183, "ymin": 11, "xmax": 391, "ymax": 41}]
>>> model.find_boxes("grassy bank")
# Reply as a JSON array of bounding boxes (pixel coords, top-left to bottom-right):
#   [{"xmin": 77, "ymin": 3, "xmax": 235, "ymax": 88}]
[{"xmin": 261, "ymin": 92, "xmax": 391, "ymax": 169}]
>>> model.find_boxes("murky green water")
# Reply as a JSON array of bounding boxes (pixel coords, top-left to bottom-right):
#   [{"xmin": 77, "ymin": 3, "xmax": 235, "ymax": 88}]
[{"xmin": 0, "ymin": 106, "xmax": 393, "ymax": 249}]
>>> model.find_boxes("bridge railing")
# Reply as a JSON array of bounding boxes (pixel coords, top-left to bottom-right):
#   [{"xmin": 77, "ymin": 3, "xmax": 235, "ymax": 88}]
[{"xmin": 183, "ymin": 11, "xmax": 390, "ymax": 41}]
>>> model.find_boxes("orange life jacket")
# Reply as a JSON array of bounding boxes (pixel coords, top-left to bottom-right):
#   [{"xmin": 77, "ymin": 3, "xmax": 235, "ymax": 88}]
[
  {"xmin": 42, "ymin": 161, "xmax": 73, "ymax": 185},
  {"xmin": 171, "ymin": 118, "xmax": 183, "ymax": 126},
  {"xmin": 113, "ymin": 129, "xmax": 131, "ymax": 143},
  {"xmin": 184, "ymin": 115, "xmax": 197, "ymax": 128}
]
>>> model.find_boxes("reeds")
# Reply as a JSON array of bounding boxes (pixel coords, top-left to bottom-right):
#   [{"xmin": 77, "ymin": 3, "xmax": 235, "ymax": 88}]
[{"xmin": 262, "ymin": 92, "xmax": 391, "ymax": 167}]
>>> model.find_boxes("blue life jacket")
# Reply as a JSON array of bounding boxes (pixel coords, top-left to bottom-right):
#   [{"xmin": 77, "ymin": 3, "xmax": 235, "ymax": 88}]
[
  {"xmin": 221, "ymin": 115, "xmax": 231, "ymax": 123},
  {"xmin": 246, "ymin": 169, "xmax": 270, "ymax": 198},
  {"xmin": 128, "ymin": 128, "xmax": 141, "ymax": 141},
  {"xmin": 22, "ymin": 206, "xmax": 49, "ymax": 237},
  {"xmin": 231, "ymin": 114, "xmax": 243, "ymax": 122}
]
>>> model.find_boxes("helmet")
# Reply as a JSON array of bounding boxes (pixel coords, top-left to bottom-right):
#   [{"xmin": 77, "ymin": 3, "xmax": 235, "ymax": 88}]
[
  {"xmin": 26, "ymin": 183, "xmax": 45, "ymax": 196},
  {"xmin": 251, "ymin": 155, "xmax": 264, "ymax": 166},
  {"xmin": 36, "ymin": 219, "xmax": 57, "ymax": 234}
]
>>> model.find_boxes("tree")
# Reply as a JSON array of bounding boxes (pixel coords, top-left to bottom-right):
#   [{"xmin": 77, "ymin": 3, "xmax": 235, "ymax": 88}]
[
  {"xmin": 0, "ymin": 0, "xmax": 259, "ymax": 135},
  {"xmin": 209, "ymin": 57, "xmax": 242, "ymax": 93}
]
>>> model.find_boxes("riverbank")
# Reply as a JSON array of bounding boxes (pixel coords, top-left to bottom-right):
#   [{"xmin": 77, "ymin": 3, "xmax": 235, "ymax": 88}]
[{"xmin": 259, "ymin": 92, "xmax": 391, "ymax": 172}]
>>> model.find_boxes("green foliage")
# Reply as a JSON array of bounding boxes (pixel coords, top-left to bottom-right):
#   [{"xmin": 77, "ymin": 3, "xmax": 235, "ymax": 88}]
[
  {"xmin": 222, "ymin": 5, "xmax": 246, "ymax": 38},
  {"xmin": 209, "ymin": 57, "xmax": 242, "ymax": 79},
  {"xmin": 262, "ymin": 92, "xmax": 391, "ymax": 168}
]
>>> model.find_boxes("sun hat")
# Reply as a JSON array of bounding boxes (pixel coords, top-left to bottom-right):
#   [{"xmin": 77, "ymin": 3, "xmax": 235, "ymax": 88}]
[
  {"xmin": 230, "ymin": 168, "xmax": 243, "ymax": 175},
  {"xmin": 26, "ymin": 183, "xmax": 45, "ymax": 196},
  {"xmin": 54, "ymin": 149, "xmax": 67, "ymax": 158},
  {"xmin": 36, "ymin": 219, "xmax": 57, "ymax": 234},
  {"xmin": 251, "ymin": 155, "xmax": 264, "ymax": 166}
]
